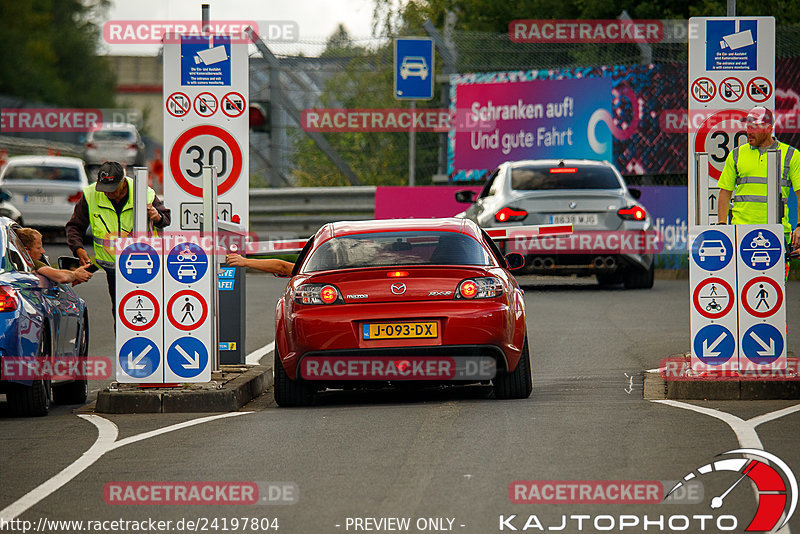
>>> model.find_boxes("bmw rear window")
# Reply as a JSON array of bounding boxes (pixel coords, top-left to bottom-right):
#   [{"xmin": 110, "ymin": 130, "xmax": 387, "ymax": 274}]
[
  {"xmin": 302, "ymin": 231, "xmax": 491, "ymax": 272},
  {"xmin": 92, "ymin": 130, "xmax": 136, "ymax": 142},
  {"xmin": 2, "ymin": 165, "xmax": 80, "ymax": 181},
  {"xmin": 511, "ymin": 165, "xmax": 622, "ymax": 190}
]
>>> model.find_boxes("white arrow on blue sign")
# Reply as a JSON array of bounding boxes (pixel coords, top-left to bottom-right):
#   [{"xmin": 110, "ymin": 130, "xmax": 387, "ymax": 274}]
[
  {"xmin": 693, "ymin": 324, "xmax": 736, "ymax": 365},
  {"xmin": 118, "ymin": 338, "xmax": 160, "ymax": 378},
  {"xmin": 394, "ymin": 38, "xmax": 434, "ymax": 100},
  {"xmin": 741, "ymin": 324, "xmax": 784, "ymax": 364},
  {"xmin": 166, "ymin": 336, "xmax": 209, "ymax": 378}
]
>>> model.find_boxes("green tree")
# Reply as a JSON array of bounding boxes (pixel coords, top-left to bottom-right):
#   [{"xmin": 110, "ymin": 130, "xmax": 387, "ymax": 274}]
[{"xmin": 0, "ymin": 0, "xmax": 115, "ymax": 107}]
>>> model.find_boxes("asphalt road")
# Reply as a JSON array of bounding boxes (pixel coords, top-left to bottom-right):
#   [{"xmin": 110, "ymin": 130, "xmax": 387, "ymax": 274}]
[{"xmin": 1, "ymin": 262, "xmax": 800, "ymax": 534}]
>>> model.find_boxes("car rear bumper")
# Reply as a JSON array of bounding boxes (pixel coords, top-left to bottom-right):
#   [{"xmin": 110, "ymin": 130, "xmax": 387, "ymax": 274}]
[{"xmin": 517, "ymin": 252, "xmax": 653, "ymax": 276}]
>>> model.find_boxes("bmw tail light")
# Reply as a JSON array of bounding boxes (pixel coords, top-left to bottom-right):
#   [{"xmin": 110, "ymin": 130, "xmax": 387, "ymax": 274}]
[
  {"xmin": 455, "ymin": 277, "xmax": 504, "ymax": 299},
  {"xmin": 617, "ymin": 205, "xmax": 647, "ymax": 221},
  {"xmin": 495, "ymin": 207, "xmax": 527, "ymax": 223},
  {"xmin": 295, "ymin": 283, "xmax": 343, "ymax": 305},
  {"xmin": 0, "ymin": 286, "xmax": 18, "ymax": 312}
]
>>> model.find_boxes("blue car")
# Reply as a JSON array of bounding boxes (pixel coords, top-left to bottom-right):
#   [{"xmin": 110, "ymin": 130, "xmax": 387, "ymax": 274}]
[{"xmin": 0, "ymin": 217, "xmax": 89, "ymax": 416}]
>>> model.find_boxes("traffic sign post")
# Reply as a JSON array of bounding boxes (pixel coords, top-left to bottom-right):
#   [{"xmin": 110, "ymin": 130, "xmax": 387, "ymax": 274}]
[
  {"xmin": 394, "ymin": 38, "xmax": 434, "ymax": 100},
  {"xmin": 115, "ymin": 237, "xmax": 164, "ymax": 383},
  {"xmin": 689, "ymin": 226, "xmax": 738, "ymax": 371},
  {"xmin": 735, "ymin": 225, "xmax": 786, "ymax": 371}
]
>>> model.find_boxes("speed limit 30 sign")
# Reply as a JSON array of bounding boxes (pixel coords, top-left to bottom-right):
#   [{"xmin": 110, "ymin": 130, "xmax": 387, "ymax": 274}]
[{"xmin": 169, "ymin": 125, "xmax": 243, "ymax": 197}]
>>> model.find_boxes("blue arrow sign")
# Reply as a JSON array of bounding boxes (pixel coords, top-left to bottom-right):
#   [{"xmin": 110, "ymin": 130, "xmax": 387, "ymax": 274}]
[
  {"xmin": 119, "ymin": 243, "xmax": 160, "ymax": 284},
  {"xmin": 741, "ymin": 324, "xmax": 784, "ymax": 364},
  {"xmin": 118, "ymin": 337, "xmax": 160, "ymax": 378},
  {"xmin": 693, "ymin": 324, "xmax": 736, "ymax": 365},
  {"xmin": 167, "ymin": 242, "xmax": 208, "ymax": 284},
  {"xmin": 395, "ymin": 38, "xmax": 434, "ymax": 100},
  {"xmin": 739, "ymin": 229, "xmax": 783, "ymax": 271},
  {"xmin": 166, "ymin": 336, "xmax": 209, "ymax": 378},
  {"xmin": 691, "ymin": 229, "xmax": 733, "ymax": 271}
]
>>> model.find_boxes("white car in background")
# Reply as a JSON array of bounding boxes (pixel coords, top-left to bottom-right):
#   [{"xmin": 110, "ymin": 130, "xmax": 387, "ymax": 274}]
[
  {"xmin": 83, "ymin": 122, "xmax": 146, "ymax": 168},
  {"xmin": 0, "ymin": 156, "xmax": 89, "ymax": 228}
]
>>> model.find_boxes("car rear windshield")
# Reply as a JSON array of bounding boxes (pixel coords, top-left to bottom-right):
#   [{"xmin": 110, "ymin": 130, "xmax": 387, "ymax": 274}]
[
  {"xmin": 92, "ymin": 130, "xmax": 136, "ymax": 142},
  {"xmin": 302, "ymin": 231, "xmax": 491, "ymax": 272},
  {"xmin": 2, "ymin": 165, "xmax": 80, "ymax": 182},
  {"xmin": 511, "ymin": 165, "xmax": 622, "ymax": 190}
]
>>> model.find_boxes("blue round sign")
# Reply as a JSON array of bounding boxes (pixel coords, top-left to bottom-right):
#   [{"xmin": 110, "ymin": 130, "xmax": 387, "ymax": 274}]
[
  {"xmin": 691, "ymin": 230, "xmax": 733, "ymax": 271},
  {"xmin": 166, "ymin": 336, "xmax": 209, "ymax": 378},
  {"xmin": 739, "ymin": 229, "xmax": 783, "ymax": 271},
  {"xmin": 741, "ymin": 324, "xmax": 783, "ymax": 365},
  {"xmin": 118, "ymin": 337, "xmax": 160, "ymax": 378},
  {"xmin": 167, "ymin": 242, "xmax": 208, "ymax": 284},
  {"xmin": 119, "ymin": 243, "xmax": 160, "ymax": 284},
  {"xmin": 693, "ymin": 324, "xmax": 736, "ymax": 365}
]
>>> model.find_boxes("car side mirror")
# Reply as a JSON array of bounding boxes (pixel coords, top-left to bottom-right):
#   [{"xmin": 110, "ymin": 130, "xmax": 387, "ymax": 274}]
[
  {"xmin": 505, "ymin": 252, "xmax": 525, "ymax": 271},
  {"xmin": 455, "ymin": 190, "xmax": 476, "ymax": 204},
  {"xmin": 58, "ymin": 256, "xmax": 81, "ymax": 270},
  {"xmin": 628, "ymin": 187, "xmax": 642, "ymax": 200}
]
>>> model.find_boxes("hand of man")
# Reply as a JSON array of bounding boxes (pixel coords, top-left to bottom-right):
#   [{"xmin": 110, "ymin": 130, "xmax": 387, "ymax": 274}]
[
  {"xmin": 73, "ymin": 265, "xmax": 93, "ymax": 284},
  {"xmin": 226, "ymin": 253, "xmax": 247, "ymax": 267},
  {"xmin": 147, "ymin": 203, "xmax": 161, "ymax": 223},
  {"xmin": 76, "ymin": 248, "xmax": 90, "ymax": 267}
]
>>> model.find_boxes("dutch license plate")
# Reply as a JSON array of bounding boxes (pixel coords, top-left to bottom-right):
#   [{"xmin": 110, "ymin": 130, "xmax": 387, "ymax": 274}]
[
  {"xmin": 25, "ymin": 194, "xmax": 54, "ymax": 204},
  {"xmin": 362, "ymin": 322, "xmax": 438, "ymax": 340},
  {"xmin": 549, "ymin": 213, "xmax": 598, "ymax": 225}
]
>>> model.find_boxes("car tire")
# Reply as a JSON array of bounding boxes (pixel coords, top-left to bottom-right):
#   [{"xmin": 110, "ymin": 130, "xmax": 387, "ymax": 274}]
[
  {"xmin": 7, "ymin": 326, "xmax": 52, "ymax": 416},
  {"xmin": 623, "ymin": 263, "xmax": 654, "ymax": 290},
  {"xmin": 493, "ymin": 335, "xmax": 532, "ymax": 400},
  {"xmin": 273, "ymin": 347, "xmax": 314, "ymax": 407},
  {"xmin": 53, "ymin": 314, "xmax": 89, "ymax": 405}
]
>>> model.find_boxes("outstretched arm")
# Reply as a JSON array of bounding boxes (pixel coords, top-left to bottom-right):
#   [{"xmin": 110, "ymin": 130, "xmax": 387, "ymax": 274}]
[{"xmin": 226, "ymin": 254, "xmax": 294, "ymax": 276}]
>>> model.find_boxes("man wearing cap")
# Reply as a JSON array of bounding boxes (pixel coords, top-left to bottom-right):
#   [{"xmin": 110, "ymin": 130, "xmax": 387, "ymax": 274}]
[
  {"xmin": 717, "ymin": 106, "xmax": 800, "ymax": 278},
  {"xmin": 66, "ymin": 161, "xmax": 171, "ymax": 319}
]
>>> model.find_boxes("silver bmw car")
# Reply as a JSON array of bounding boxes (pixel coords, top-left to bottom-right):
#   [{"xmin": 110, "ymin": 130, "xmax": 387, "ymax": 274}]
[{"xmin": 456, "ymin": 159, "xmax": 655, "ymax": 289}]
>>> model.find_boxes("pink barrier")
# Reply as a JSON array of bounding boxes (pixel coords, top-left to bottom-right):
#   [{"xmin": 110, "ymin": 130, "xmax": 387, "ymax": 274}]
[{"xmin": 375, "ymin": 186, "xmax": 482, "ymax": 220}]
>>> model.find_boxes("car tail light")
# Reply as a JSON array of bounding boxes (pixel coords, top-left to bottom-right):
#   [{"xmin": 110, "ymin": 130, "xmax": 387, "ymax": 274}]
[
  {"xmin": 387, "ymin": 271, "xmax": 409, "ymax": 277},
  {"xmin": 67, "ymin": 192, "xmax": 82, "ymax": 203},
  {"xmin": 549, "ymin": 167, "xmax": 577, "ymax": 173},
  {"xmin": 85, "ymin": 143, "xmax": 97, "ymax": 150},
  {"xmin": 495, "ymin": 207, "xmax": 527, "ymax": 223},
  {"xmin": 617, "ymin": 205, "xmax": 647, "ymax": 221},
  {"xmin": 0, "ymin": 286, "xmax": 18, "ymax": 312},
  {"xmin": 294, "ymin": 283, "xmax": 343, "ymax": 305},
  {"xmin": 456, "ymin": 277, "xmax": 504, "ymax": 299},
  {"xmin": 128, "ymin": 143, "xmax": 138, "ymax": 150}
]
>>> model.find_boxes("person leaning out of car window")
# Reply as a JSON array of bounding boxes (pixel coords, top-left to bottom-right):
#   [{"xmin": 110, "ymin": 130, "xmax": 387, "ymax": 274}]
[
  {"xmin": 65, "ymin": 161, "xmax": 170, "ymax": 320},
  {"xmin": 17, "ymin": 228, "xmax": 93, "ymax": 285}
]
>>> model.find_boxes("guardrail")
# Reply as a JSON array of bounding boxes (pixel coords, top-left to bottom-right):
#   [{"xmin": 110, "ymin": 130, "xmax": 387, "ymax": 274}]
[
  {"xmin": 248, "ymin": 186, "xmax": 376, "ymax": 238},
  {"xmin": 0, "ymin": 135, "xmax": 83, "ymax": 158}
]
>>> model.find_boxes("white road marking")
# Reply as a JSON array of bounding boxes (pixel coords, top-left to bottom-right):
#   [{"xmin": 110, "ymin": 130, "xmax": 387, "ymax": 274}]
[
  {"xmin": 652, "ymin": 400, "xmax": 800, "ymax": 533},
  {"xmin": 246, "ymin": 341, "xmax": 274, "ymax": 366},
  {"xmin": 0, "ymin": 412, "xmax": 251, "ymax": 522}
]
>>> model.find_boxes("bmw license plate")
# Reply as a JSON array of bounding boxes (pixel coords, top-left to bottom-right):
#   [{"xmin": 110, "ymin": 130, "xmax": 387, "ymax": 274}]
[
  {"xmin": 362, "ymin": 322, "xmax": 438, "ymax": 340},
  {"xmin": 549, "ymin": 213, "xmax": 598, "ymax": 225}
]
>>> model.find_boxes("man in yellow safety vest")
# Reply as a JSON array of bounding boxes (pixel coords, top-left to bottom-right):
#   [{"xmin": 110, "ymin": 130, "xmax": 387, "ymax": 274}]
[
  {"xmin": 717, "ymin": 106, "xmax": 800, "ymax": 279},
  {"xmin": 66, "ymin": 161, "xmax": 171, "ymax": 321}
]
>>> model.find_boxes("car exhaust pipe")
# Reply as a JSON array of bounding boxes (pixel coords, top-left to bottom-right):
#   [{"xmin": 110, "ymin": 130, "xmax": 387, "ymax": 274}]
[
  {"xmin": 531, "ymin": 257, "xmax": 544, "ymax": 268},
  {"xmin": 593, "ymin": 256, "xmax": 605, "ymax": 269},
  {"xmin": 604, "ymin": 256, "xmax": 616, "ymax": 269},
  {"xmin": 543, "ymin": 257, "xmax": 555, "ymax": 268}
]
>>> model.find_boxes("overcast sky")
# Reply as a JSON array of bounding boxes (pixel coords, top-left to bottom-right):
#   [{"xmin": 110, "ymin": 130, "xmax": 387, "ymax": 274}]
[{"xmin": 103, "ymin": 0, "xmax": 383, "ymax": 56}]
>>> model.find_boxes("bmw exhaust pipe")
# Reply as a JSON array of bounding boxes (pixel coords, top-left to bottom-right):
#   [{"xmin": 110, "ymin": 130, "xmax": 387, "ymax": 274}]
[
  {"xmin": 531, "ymin": 257, "xmax": 544, "ymax": 269},
  {"xmin": 593, "ymin": 256, "xmax": 605, "ymax": 269},
  {"xmin": 604, "ymin": 256, "xmax": 616, "ymax": 269},
  {"xmin": 543, "ymin": 257, "xmax": 555, "ymax": 268}
]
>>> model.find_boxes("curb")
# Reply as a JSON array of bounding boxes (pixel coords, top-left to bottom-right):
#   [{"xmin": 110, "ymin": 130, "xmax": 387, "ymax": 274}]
[{"xmin": 93, "ymin": 364, "xmax": 272, "ymax": 414}]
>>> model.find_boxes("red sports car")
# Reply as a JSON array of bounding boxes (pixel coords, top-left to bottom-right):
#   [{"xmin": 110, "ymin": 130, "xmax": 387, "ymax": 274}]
[{"xmin": 273, "ymin": 218, "xmax": 532, "ymax": 406}]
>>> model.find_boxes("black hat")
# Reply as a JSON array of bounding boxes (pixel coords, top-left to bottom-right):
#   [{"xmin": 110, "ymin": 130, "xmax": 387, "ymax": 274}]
[{"xmin": 96, "ymin": 161, "xmax": 125, "ymax": 192}]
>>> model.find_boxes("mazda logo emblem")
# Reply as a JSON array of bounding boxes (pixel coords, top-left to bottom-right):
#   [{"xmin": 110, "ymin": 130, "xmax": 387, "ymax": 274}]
[{"xmin": 391, "ymin": 283, "xmax": 406, "ymax": 295}]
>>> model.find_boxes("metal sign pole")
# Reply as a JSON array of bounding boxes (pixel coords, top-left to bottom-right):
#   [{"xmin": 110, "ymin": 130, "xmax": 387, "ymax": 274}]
[
  {"xmin": 132, "ymin": 167, "xmax": 149, "ymax": 235},
  {"xmin": 766, "ymin": 149, "xmax": 781, "ymax": 225},
  {"xmin": 694, "ymin": 153, "xmax": 710, "ymax": 225},
  {"xmin": 202, "ymin": 165, "xmax": 220, "ymax": 372}
]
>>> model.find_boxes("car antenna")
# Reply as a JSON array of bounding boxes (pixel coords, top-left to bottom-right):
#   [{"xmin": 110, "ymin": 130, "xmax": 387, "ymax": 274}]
[{"xmin": 558, "ymin": 160, "xmax": 565, "ymax": 167}]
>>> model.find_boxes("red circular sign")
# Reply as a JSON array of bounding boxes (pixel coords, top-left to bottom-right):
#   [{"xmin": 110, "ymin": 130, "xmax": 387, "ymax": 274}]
[
  {"xmin": 746, "ymin": 76, "xmax": 772, "ymax": 103},
  {"xmin": 193, "ymin": 92, "xmax": 218, "ymax": 117},
  {"xmin": 692, "ymin": 277, "xmax": 735, "ymax": 319},
  {"xmin": 166, "ymin": 92, "xmax": 190, "ymax": 117},
  {"xmin": 694, "ymin": 109, "xmax": 748, "ymax": 180},
  {"xmin": 741, "ymin": 276, "xmax": 783, "ymax": 318},
  {"xmin": 118, "ymin": 290, "xmax": 160, "ymax": 331},
  {"xmin": 221, "ymin": 92, "xmax": 246, "ymax": 118},
  {"xmin": 719, "ymin": 77, "xmax": 744, "ymax": 103},
  {"xmin": 167, "ymin": 290, "xmax": 209, "ymax": 331},
  {"xmin": 691, "ymin": 77, "xmax": 716, "ymax": 102},
  {"xmin": 169, "ymin": 125, "xmax": 242, "ymax": 197}
]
